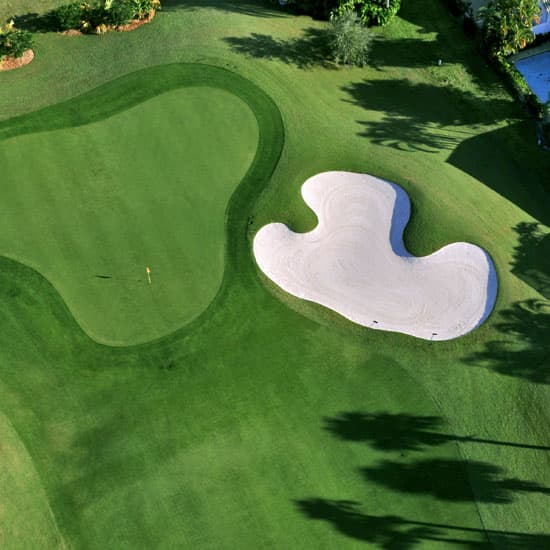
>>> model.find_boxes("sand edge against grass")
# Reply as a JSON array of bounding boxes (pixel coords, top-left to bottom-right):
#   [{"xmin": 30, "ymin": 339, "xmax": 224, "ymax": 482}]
[{"xmin": 254, "ymin": 171, "xmax": 497, "ymax": 341}]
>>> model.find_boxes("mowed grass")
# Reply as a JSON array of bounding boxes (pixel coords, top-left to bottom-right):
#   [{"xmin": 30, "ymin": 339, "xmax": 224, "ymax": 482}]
[
  {"xmin": 0, "ymin": 410, "xmax": 64, "ymax": 549},
  {"xmin": 0, "ymin": 73, "xmax": 259, "ymax": 344},
  {"xmin": 0, "ymin": 0, "xmax": 549, "ymax": 548}
]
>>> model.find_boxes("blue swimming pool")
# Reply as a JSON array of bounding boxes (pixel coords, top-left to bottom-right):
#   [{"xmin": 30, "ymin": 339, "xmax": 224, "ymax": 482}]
[{"xmin": 515, "ymin": 51, "xmax": 550, "ymax": 103}]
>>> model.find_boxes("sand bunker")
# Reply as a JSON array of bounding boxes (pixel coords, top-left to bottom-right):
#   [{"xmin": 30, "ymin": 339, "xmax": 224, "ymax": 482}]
[{"xmin": 254, "ymin": 172, "xmax": 497, "ymax": 341}]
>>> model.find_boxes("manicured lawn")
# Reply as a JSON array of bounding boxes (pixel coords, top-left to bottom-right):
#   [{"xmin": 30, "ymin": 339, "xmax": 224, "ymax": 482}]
[
  {"xmin": 0, "ymin": 66, "xmax": 261, "ymax": 344},
  {"xmin": 0, "ymin": 0, "xmax": 549, "ymax": 548}
]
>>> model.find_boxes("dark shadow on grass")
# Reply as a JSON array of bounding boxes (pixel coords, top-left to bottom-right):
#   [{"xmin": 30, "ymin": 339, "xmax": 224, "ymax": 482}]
[
  {"xmin": 342, "ymin": 78, "xmax": 520, "ymax": 156},
  {"xmin": 511, "ymin": 222, "xmax": 550, "ymax": 300},
  {"xmin": 344, "ymin": 78, "xmax": 514, "ymax": 129},
  {"xmin": 296, "ymin": 499, "xmax": 550, "ymax": 548},
  {"xmin": 12, "ymin": 12, "xmax": 57, "ymax": 33},
  {"xmin": 356, "ymin": 116, "xmax": 464, "ymax": 152},
  {"xmin": 369, "ymin": 36, "xmax": 461, "ymax": 70},
  {"xmin": 224, "ymin": 29, "xmax": 334, "ymax": 69},
  {"xmin": 466, "ymin": 299, "xmax": 550, "ymax": 384},
  {"xmin": 324, "ymin": 411, "xmax": 550, "ymax": 451},
  {"xmin": 162, "ymin": 0, "xmax": 286, "ymax": 17},
  {"xmin": 296, "ymin": 499, "xmax": 451, "ymax": 548},
  {"xmin": 361, "ymin": 458, "xmax": 550, "ymax": 503},
  {"xmin": 448, "ymin": 123, "xmax": 550, "ymax": 226}
]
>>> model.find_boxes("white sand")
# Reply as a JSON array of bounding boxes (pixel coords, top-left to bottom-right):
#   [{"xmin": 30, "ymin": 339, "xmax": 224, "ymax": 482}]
[{"xmin": 253, "ymin": 172, "xmax": 497, "ymax": 341}]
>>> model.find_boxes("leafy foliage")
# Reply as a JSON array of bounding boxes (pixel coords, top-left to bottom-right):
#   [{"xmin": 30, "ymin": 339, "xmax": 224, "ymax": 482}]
[
  {"xmin": 106, "ymin": 0, "xmax": 136, "ymax": 25},
  {"xmin": 280, "ymin": 0, "xmax": 339, "ymax": 20},
  {"xmin": 329, "ymin": 8, "xmax": 372, "ymax": 66},
  {"xmin": 336, "ymin": 0, "xmax": 401, "ymax": 26},
  {"xmin": 0, "ymin": 21, "xmax": 34, "ymax": 59},
  {"xmin": 480, "ymin": 0, "xmax": 540, "ymax": 58},
  {"xmin": 51, "ymin": 2, "xmax": 84, "ymax": 31},
  {"xmin": 50, "ymin": 0, "xmax": 160, "ymax": 32},
  {"xmin": 277, "ymin": 0, "xmax": 399, "ymax": 25},
  {"xmin": 131, "ymin": 0, "xmax": 160, "ymax": 19}
]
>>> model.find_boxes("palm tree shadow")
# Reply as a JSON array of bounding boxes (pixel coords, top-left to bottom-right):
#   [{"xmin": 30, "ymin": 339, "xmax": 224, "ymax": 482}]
[
  {"xmin": 324, "ymin": 411, "xmax": 550, "ymax": 451},
  {"xmin": 162, "ymin": 0, "xmax": 285, "ymax": 17},
  {"xmin": 361, "ymin": 458, "xmax": 550, "ymax": 503},
  {"xmin": 295, "ymin": 498, "xmax": 550, "ymax": 548},
  {"xmin": 343, "ymin": 78, "xmax": 517, "ymax": 154},
  {"xmin": 295, "ymin": 499, "xmax": 447, "ymax": 548},
  {"xmin": 223, "ymin": 29, "xmax": 334, "ymax": 69},
  {"xmin": 466, "ymin": 299, "xmax": 550, "ymax": 384},
  {"xmin": 356, "ymin": 116, "xmax": 462, "ymax": 152},
  {"xmin": 511, "ymin": 222, "xmax": 550, "ymax": 300}
]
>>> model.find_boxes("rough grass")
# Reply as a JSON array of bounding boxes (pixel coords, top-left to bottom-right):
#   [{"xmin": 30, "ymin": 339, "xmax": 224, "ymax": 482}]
[{"xmin": 0, "ymin": 0, "xmax": 549, "ymax": 548}]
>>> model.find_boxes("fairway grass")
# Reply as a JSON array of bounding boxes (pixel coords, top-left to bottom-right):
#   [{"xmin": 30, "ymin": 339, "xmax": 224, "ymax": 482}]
[
  {"xmin": 0, "ymin": 409, "xmax": 63, "ymax": 549},
  {"xmin": 0, "ymin": 0, "xmax": 549, "ymax": 548}
]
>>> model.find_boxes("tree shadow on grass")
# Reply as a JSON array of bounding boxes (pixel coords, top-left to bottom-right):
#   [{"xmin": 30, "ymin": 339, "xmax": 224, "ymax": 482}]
[
  {"xmin": 447, "ymin": 123, "xmax": 550, "ymax": 226},
  {"xmin": 355, "ymin": 116, "xmax": 465, "ymax": 153},
  {"xmin": 369, "ymin": 36, "xmax": 461, "ymax": 71},
  {"xmin": 11, "ymin": 12, "xmax": 57, "ymax": 33},
  {"xmin": 466, "ymin": 299, "xmax": 550, "ymax": 385},
  {"xmin": 343, "ymin": 83, "xmax": 550, "ymax": 225},
  {"xmin": 296, "ymin": 499, "xmax": 550, "ymax": 548},
  {"xmin": 296, "ymin": 499, "xmax": 451, "ymax": 548},
  {"xmin": 223, "ymin": 29, "xmax": 334, "ymax": 69},
  {"xmin": 343, "ymin": 78, "xmax": 514, "ymax": 130},
  {"xmin": 511, "ymin": 222, "xmax": 550, "ymax": 300},
  {"xmin": 162, "ymin": 0, "xmax": 286, "ymax": 17},
  {"xmin": 342, "ymin": 78, "xmax": 519, "ymax": 156},
  {"xmin": 467, "ymin": 221, "xmax": 550, "ymax": 387},
  {"xmin": 361, "ymin": 458, "xmax": 550, "ymax": 503},
  {"xmin": 324, "ymin": 411, "xmax": 550, "ymax": 451}
]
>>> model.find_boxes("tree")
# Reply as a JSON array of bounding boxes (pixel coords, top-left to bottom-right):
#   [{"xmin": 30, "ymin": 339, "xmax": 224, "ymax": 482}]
[
  {"xmin": 336, "ymin": 0, "xmax": 401, "ymax": 26},
  {"xmin": 480, "ymin": 0, "xmax": 541, "ymax": 58},
  {"xmin": 0, "ymin": 20, "xmax": 34, "ymax": 59},
  {"xmin": 329, "ymin": 8, "xmax": 372, "ymax": 66}
]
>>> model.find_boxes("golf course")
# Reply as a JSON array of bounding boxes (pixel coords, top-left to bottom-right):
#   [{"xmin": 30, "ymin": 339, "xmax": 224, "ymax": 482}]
[{"xmin": 0, "ymin": 0, "xmax": 549, "ymax": 548}]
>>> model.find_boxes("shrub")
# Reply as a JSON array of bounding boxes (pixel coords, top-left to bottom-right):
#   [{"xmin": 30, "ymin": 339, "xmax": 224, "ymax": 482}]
[
  {"xmin": 106, "ymin": 0, "xmax": 136, "ymax": 26},
  {"xmin": 0, "ymin": 22, "xmax": 34, "ymax": 59},
  {"xmin": 131, "ymin": 0, "xmax": 160, "ymax": 19},
  {"xmin": 336, "ymin": 0, "xmax": 401, "ymax": 26},
  {"xmin": 329, "ymin": 8, "xmax": 372, "ymax": 66},
  {"xmin": 49, "ymin": 0, "xmax": 160, "ymax": 31},
  {"xmin": 51, "ymin": 2, "xmax": 86, "ymax": 31},
  {"xmin": 495, "ymin": 56, "xmax": 545, "ymax": 118},
  {"xmin": 280, "ymin": 0, "xmax": 339, "ymax": 19},
  {"xmin": 480, "ymin": 0, "xmax": 540, "ymax": 59}
]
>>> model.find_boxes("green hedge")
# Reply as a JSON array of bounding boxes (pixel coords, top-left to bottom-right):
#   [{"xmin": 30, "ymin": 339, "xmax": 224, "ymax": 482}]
[
  {"xmin": 496, "ymin": 57, "xmax": 545, "ymax": 119},
  {"xmin": 275, "ymin": 0, "xmax": 400, "ymax": 25},
  {"xmin": 50, "ymin": 0, "xmax": 160, "ymax": 33},
  {"xmin": 0, "ymin": 25, "xmax": 34, "ymax": 60}
]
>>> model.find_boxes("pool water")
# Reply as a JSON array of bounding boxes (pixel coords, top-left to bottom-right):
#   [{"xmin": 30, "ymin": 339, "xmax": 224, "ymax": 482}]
[{"xmin": 515, "ymin": 51, "xmax": 550, "ymax": 103}]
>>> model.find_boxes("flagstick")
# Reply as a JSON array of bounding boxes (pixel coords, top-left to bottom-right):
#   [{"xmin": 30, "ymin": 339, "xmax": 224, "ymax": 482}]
[{"xmin": 146, "ymin": 266, "xmax": 152, "ymax": 285}]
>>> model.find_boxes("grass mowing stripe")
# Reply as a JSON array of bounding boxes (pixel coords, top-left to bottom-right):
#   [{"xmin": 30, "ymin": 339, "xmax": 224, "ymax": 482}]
[
  {"xmin": 0, "ymin": 0, "xmax": 549, "ymax": 546},
  {"xmin": 0, "ymin": 64, "xmax": 283, "ymax": 345}
]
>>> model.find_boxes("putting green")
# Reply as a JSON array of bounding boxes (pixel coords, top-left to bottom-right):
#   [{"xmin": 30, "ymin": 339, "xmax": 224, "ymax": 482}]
[{"xmin": 0, "ymin": 66, "xmax": 261, "ymax": 345}]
